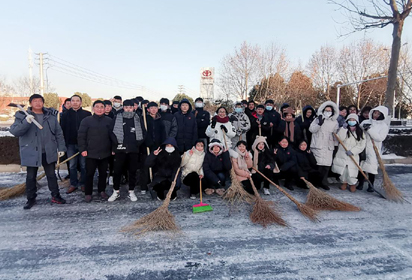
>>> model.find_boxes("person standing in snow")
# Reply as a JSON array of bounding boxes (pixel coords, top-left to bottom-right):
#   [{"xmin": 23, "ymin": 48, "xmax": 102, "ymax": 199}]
[
  {"xmin": 229, "ymin": 102, "xmax": 251, "ymax": 147},
  {"xmin": 206, "ymin": 107, "xmax": 236, "ymax": 150},
  {"xmin": 174, "ymin": 99, "xmax": 198, "ymax": 153},
  {"xmin": 193, "ymin": 97, "xmax": 210, "ymax": 146}
]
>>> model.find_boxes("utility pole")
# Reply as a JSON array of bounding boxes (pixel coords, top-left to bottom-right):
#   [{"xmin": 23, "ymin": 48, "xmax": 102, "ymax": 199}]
[
  {"xmin": 178, "ymin": 85, "xmax": 185, "ymax": 94},
  {"xmin": 28, "ymin": 48, "xmax": 34, "ymax": 95},
  {"xmin": 39, "ymin": 53, "xmax": 44, "ymax": 95}
]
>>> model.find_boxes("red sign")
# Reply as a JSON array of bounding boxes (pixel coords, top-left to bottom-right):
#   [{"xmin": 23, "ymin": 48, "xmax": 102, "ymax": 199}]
[{"xmin": 202, "ymin": 70, "xmax": 212, "ymax": 77}]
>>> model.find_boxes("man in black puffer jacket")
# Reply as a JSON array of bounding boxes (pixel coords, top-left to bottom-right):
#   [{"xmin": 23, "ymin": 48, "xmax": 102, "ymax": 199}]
[
  {"xmin": 174, "ymin": 99, "xmax": 197, "ymax": 153},
  {"xmin": 193, "ymin": 97, "xmax": 210, "ymax": 146},
  {"xmin": 78, "ymin": 100, "xmax": 114, "ymax": 202},
  {"xmin": 159, "ymin": 98, "xmax": 178, "ymax": 139}
]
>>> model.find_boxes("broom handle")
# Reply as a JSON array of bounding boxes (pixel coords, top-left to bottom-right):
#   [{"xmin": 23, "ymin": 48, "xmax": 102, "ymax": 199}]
[
  {"xmin": 252, "ymin": 167, "xmax": 302, "ymax": 206},
  {"xmin": 248, "ymin": 177, "xmax": 260, "ymax": 198},
  {"xmin": 142, "ymin": 104, "xmax": 153, "ymax": 181},
  {"xmin": 333, "ymin": 132, "xmax": 386, "ymax": 199},
  {"xmin": 259, "ymin": 127, "xmax": 262, "ymax": 136},
  {"xmin": 199, "ymin": 178, "xmax": 203, "ymax": 204},
  {"xmin": 221, "ymin": 128, "xmax": 228, "ymax": 150},
  {"xmin": 57, "ymin": 152, "xmax": 79, "ymax": 168}
]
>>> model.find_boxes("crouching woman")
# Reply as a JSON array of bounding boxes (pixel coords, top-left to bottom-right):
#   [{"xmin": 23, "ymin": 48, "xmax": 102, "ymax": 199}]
[
  {"xmin": 230, "ymin": 140, "xmax": 254, "ymax": 194},
  {"xmin": 181, "ymin": 140, "xmax": 206, "ymax": 199}
]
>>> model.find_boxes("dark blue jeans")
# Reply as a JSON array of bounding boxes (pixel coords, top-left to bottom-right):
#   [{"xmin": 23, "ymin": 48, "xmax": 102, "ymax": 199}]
[
  {"xmin": 26, "ymin": 153, "xmax": 59, "ymax": 200},
  {"xmin": 67, "ymin": 144, "xmax": 86, "ymax": 187}
]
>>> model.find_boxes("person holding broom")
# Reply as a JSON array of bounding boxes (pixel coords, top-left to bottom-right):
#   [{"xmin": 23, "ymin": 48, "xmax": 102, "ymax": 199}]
[
  {"xmin": 332, "ymin": 114, "xmax": 366, "ymax": 192},
  {"xmin": 10, "ymin": 94, "xmax": 67, "ymax": 209},
  {"xmin": 145, "ymin": 137, "xmax": 182, "ymax": 200},
  {"xmin": 229, "ymin": 140, "xmax": 256, "ymax": 195},
  {"xmin": 250, "ymin": 136, "xmax": 278, "ymax": 195},
  {"xmin": 358, "ymin": 106, "xmax": 390, "ymax": 192},
  {"xmin": 295, "ymin": 140, "xmax": 324, "ymax": 190},
  {"xmin": 180, "ymin": 140, "xmax": 206, "ymax": 199},
  {"xmin": 203, "ymin": 139, "xmax": 232, "ymax": 196},
  {"xmin": 206, "ymin": 107, "xmax": 236, "ymax": 149}
]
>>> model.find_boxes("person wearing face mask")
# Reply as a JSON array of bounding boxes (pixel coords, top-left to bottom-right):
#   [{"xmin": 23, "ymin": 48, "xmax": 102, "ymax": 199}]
[
  {"xmin": 111, "ymin": 95, "xmax": 123, "ymax": 115},
  {"xmin": 193, "ymin": 97, "xmax": 210, "ymax": 146},
  {"xmin": 263, "ymin": 99, "xmax": 281, "ymax": 145},
  {"xmin": 245, "ymin": 100, "xmax": 256, "ymax": 147},
  {"xmin": 108, "ymin": 100, "xmax": 146, "ymax": 202},
  {"xmin": 174, "ymin": 99, "xmax": 198, "ymax": 153},
  {"xmin": 181, "ymin": 140, "xmax": 206, "ymax": 199},
  {"xmin": 145, "ymin": 137, "xmax": 182, "ymax": 200},
  {"xmin": 277, "ymin": 107, "xmax": 302, "ymax": 147},
  {"xmin": 273, "ymin": 136, "xmax": 299, "ymax": 191},
  {"xmin": 249, "ymin": 105, "xmax": 271, "ymax": 146},
  {"xmin": 358, "ymin": 106, "xmax": 390, "ymax": 192},
  {"xmin": 206, "ymin": 106, "xmax": 236, "ymax": 149},
  {"xmin": 309, "ymin": 101, "xmax": 339, "ymax": 190},
  {"xmin": 159, "ymin": 98, "xmax": 178, "ymax": 139},
  {"xmin": 295, "ymin": 105, "xmax": 316, "ymax": 146},
  {"xmin": 332, "ymin": 114, "xmax": 366, "ymax": 192},
  {"xmin": 229, "ymin": 102, "xmax": 251, "ymax": 147}
]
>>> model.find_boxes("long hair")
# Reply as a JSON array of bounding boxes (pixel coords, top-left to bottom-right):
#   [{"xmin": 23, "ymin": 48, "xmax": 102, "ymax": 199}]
[{"xmin": 347, "ymin": 122, "xmax": 364, "ymax": 141}]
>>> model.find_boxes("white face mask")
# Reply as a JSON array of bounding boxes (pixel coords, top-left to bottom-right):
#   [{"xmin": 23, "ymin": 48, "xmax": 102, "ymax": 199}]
[
  {"xmin": 165, "ymin": 146, "xmax": 175, "ymax": 153},
  {"xmin": 160, "ymin": 105, "xmax": 168, "ymax": 111},
  {"xmin": 195, "ymin": 102, "xmax": 204, "ymax": 108},
  {"xmin": 323, "ymin": 111, "xmax": 332, "ymax": 118},
  {"xmin": 113, "ymin": 102, "xmax": 121, "ymax": 108}
]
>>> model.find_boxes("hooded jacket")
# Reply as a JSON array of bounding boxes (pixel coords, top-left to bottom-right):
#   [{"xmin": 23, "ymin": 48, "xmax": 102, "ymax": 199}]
[
  {"xmin": 277, "ymin": 107, "xmax": 302, "ymax": 145},
  {"xmin": 229, "ymin": 148, "xmax": 253, "ymax": 182},
  {"xmin": 360, "ymin": 106, "xmax": 390, "ymax": 175},
  {"xmin": 10, "ymin": 107, "xmax": 66, "ymax": 167},
  {"xmin": 309, "ymin": 101, "xmax": 339, "ymax": 166},
  {"xmin": 203, "ymin": 140, "xmax": 232, "ymax": 184},
  {"xmin": 174, "ymin": 99, "xmax": 198, "ymax": 152},
  {"xmin": 251, "ymin": 136, "xmax": 278, "ymax": 173},
  {"xmin": 274, "ymin": 143, "xmax": 297, "ymax": 172},
  {"xmin": 194, "ymin": 107, "xmax": 210, "ymax": 139},
  {"xmin": 181, "ymin": 146, "xmax": 205, "ymax": 179},
  {"xmin": 295, "ymin": 143, "xmax": 319, "ymax": 178},
  {"xmin": 205, "ymin": 115, "xmax": 236, "ymax": 149},
  {"xmin": 145, "ymin": 112, "xmax": 166, "ymax": 150},
  {"xmin": 295, "ymin": 105, "xmax": 316, "ymax": 145},
  {"xmin": 160, "ymin": 109, "xmax": 178, "ymax": 138},
  {"xmin": 60, "ymin": 107, "xmax": 91, "ymax": 145}
]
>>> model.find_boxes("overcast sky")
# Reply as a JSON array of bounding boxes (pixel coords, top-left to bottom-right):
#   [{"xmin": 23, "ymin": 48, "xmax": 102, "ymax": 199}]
[{"xmin": 1, "ymin": 0, "xmax": 410, "ymax": 100}]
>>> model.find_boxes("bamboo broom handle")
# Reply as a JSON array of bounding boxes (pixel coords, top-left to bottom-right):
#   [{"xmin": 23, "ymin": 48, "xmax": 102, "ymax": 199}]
[
  {"xmin": 142, "ymin": 104, "xmax": 153, "ymax": 180},
  {"xmin": 199, "ymin": 178, "xmax": 203, "ymax": 204}
]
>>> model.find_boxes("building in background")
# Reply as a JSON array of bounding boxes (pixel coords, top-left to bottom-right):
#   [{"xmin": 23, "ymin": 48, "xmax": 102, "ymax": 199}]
[{"xmin": 200, "ymin": 67, "xmax": 214, "ymax": 102}]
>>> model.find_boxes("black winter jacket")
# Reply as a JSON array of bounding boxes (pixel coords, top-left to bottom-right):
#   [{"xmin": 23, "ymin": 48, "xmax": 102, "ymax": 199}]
[
  {"xmin": 295, "ymin": 105, "xmax": 315, "ymax": 145},
  {"xmin": 295, "ymin": 149, "xmax": 318, "ymax": 178},
  {"xmin": 111, "ymin": 114, "xmax": 146, "ymax": 153},
  {"xmin": 61, "ymin": 108, "xmax": 91, "ymax": 145},
  {"xmin": 160, "ymin": 110, "xmax": 178, "ymax": 138},
  {"xmin": 255, "ymin": 148, "xmax": 276, "ymax": 172},
  {"xmin": 77, "ymin": 114, "xmax": 113, "ymax": 159},
  {"xmin": 174, "ymin": 104, "xmax": 198, "ymax": 153},
  {"xmin": 144, "ymin": 113, "xmax": 166, "ymax": 151},
  {"xmin": 274, "ymin": 145, "xmax": 297, "ymax": 172},
  {"xmin": 194, "ymin": 108, "xmax": 210, "ymax": 139},
  {"xmin": 203, "ymin": 151, "xmax": 232, "ymax": 184},
  {"xmin": 277, "ymin": 120, "xmax": 303, "ymax": 145}
]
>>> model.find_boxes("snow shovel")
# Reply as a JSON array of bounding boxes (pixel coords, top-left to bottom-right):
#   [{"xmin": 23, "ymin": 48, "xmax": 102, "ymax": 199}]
[
  {"xmin": 8, "ymin": 103, "xmax": 43, "ymax": 129},
  {"xmin": 333, "ymin": 132, "xmax": 386, "ymax": 199},
  {"xmin": 193, "ymin": 178, "xmax": 213, "ymax": 213}
]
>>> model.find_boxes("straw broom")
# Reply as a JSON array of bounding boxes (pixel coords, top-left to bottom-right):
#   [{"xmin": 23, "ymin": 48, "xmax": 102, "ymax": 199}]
[
  {"xmin": 248, "ymin": 177, "xmax": 287, "ymax": 227},
  {"xmin": 302, "ymin": 178, "xmax": 361, "ymax": 211},
  {"xmin": 122, "ymin": 166, "xmax": 182, "ymax": 236},
  {"xmin": 371, "ymin": 138, "xmax": 405, "ymax": 202},
  {"xmin": 252, "ymin": 167, "xmax": 319, "ymax": 222},
  {"xmin": 221, "ymin": 128, "xmax": 255, "ymax": 204},
  {"xmin": 0, "ymin": 152, "xmax": 79, "ymax": 201}
]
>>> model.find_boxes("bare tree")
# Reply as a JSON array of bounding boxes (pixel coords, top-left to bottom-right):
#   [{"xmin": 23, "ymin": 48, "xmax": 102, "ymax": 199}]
[
  {"xmin": 331, "ymin": 0, "xmax": 412, "ymax": 115},
  {"xmin": 0, "ymin": 76, "xmax": 16, "ymax": 96}
]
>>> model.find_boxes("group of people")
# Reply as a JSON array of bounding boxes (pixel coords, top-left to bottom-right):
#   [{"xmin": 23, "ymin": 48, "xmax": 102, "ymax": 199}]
[{"xmin": 10, "ymin": 93, "xmax": 390, "ymax": 210}]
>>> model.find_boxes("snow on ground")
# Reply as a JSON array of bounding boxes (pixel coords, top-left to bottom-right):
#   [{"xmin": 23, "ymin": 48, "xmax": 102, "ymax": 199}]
[
  {"xmin": 0, "ymin": 130, "xmax": 13, "ymax": 137},
  {"xmin": 381, "ymin": 153, "xmax": 406, "ymax": 160},
  {"xmin": 0, "ymin": 167, "xmax": 411, "ymax": 280}
]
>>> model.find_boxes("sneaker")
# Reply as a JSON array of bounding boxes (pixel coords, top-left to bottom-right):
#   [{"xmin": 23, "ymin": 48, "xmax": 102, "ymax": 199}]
[
  {"xmin": 108, "ymin": 176, "xmax": 113, "ymax": 186},
  {"xmin": 51, "ymin": 195, "xmax": 66, "ymax": 204},
  {"xmin": 157, "ymin": 196, "xmax": 162, "ymax": 201},
  {"xmin": 190, "ymin": 194, "xmax": 196, "ymax": 200},
  {"xmin": 100, "ymin": 192, "xmax": 109, "ymax": 200},
  {"xmin": 141, "ymin": 190, "xmax": 146, "ymax": 195},
  {"xmin": 367, "ymin": 186, "xmax": 374, "ymax": 192},
  {"xmin": 356, "ymin": 183, "xmax": 364, "ymax": 190},
  {"xmin": 85, "ymin": 195, "xmax": 92, "ymax": 203},
  {"xmin": 128, "ymin": 191, "xmax": 137, "ymax": 202},
  {"xmin": 108, "ymin": 191, "xmax": 120, "ymax": 202},
  {"xmin": 66, "ymin": 186, "xmax": 77, "ymax": 194},
  {"xmin": 263, "ymin": 188, "xmax": 270, "ymax": 195},
  {"xmin": 23, "ymin": 199, "xmax": 36, "ymax": 210}
]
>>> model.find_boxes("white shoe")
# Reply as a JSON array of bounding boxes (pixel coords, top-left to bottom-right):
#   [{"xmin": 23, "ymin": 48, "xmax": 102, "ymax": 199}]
[
  {"xmin": 141, "ymin": 190, "xmax": 146, "ymax": 195},
  {"xmin": 190, "ymin": 195, "xmax": 196, "ymax": 200},
  {"xmin": 108, "ymin": 176, "xmax": 114, "ymax": 186},
  {"xmin": 128, "ymin": 191, "xmax": 137, "ymax": 202},
  {"xmin": 108, "ymin": 191, "xmax": 120, "ymax": 202},
  {"xmin": 263, "ymin": 188, "xmax": 270, "ymax": 195}
]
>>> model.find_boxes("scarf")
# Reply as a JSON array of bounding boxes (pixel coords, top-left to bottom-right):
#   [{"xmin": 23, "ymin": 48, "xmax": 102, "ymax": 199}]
[
  {"xmin": 215, "ymin": 115, "xmax": 229, "ymax": 123},
  {"xmin": 252, "ymin": 147, "xmax": 263, "ymax": 174},
  {"xmin": 234, "ymin": 147, "xmax": 249, "ymax": 171},
  {"xmin": 285, "ymin": 119, "xmax": 295, "ymax": 142},
  {"xmin": 113, "ymin": 112, "xmax": 144, "ymax": 144}
]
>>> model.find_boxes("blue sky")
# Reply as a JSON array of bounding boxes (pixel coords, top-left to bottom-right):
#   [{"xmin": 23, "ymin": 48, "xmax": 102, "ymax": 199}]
[{"xmin": 1, "ymin": 0, "xmax": 410, "ymax": 100}]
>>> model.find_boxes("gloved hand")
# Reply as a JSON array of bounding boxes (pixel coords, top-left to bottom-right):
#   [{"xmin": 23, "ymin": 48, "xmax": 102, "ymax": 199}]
[
  {"xmin": 220, "ymin": 125, "xmax": 228, "ymax": 133},
  {"xmin": 211, "ymin": 119, "xmax": 216, "ymax": 129},
  {"xmin": 26, "ymin": 115, "xmax": 35, "ymax": 124},
  {"xmin": 346, "ymin": 150, "xmax": 354, "ymax": 156},
  {"xmin": 363, "ymin": 123, "xmax": 371, "ymax": 131},
  {"xmin": 58, "ymin": 151, "xmax": 65, "ymax": 158},
  {"xmin": 342, "ymin": 122, "xmax": 348, "ymax": 129},
  {"xmin": 317, "ymin": 115, "xmax": 324, "ymax": 126}
]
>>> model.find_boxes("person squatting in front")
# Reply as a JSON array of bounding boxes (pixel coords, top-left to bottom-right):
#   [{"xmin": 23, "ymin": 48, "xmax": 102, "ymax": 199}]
[
  {"xmin": 229, "ymin": 140, "xmax": 256, "ymax": 194},
  {"xmin": 145, "ymin": 137, "xmax": 181, "ymax": 200},
  {"xmin": 202, "ymin": 139, "xmax": 232, "ymax": 196},
  {"xmin": 273, "ymin": 136, "xmax": 300, "ymax": 191},
  {"xmin": 108, "ymin": 99, "xmax": 146, "ymax": 202},
  {"xmin": 77, "ymin": 100, "xmax": 114, "ymax": 202},
  {"xmin": 10, "ymin": 94, "xmax": 67, "ymax": 209},
  {"xmin": 180, "ymin": 140, "xmax": 205, "ymax": 200}
]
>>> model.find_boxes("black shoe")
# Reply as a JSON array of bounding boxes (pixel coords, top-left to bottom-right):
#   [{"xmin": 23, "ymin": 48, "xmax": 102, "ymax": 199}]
[
  {"xmin": 321, "ymin": 185, "xmax": 330, "ymax": 191},
  {"xmin": 23, "ymin": 199, "xmax": 36, "ymax": 210},
  {"xmin": 356, "ymin": 184, "xmax": 364, "ymax": 190},
  {"xmin": 52, "ymin": 195, "xmax": 66, "ymax": 204},
  {"xmin": 284, "ymin": 184, "xmax": 294, "ymax": 191},
  {"xmin": 367, "ymin": 186, "xmax": 374, "ymax": 192}
]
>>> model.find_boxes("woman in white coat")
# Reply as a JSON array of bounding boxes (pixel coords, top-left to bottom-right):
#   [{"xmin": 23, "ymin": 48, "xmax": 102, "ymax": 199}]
[
  {"xmin": 309, "ymin": 101, "xmax": 339, "ymax": 190},
  {"xmin": 358, "ymin": 106, "xmax": 390, "ymax": 192},
  {"xmin": 206, "ymin": 107, "xmax": 236, "ymax": 149},
  {"xmin": 332, "ymin": 114, "xmax": 366, "ymax": 192},
  {"xmin": 181, "ymin": 140, "xmax": 206, "ymax": 199}
]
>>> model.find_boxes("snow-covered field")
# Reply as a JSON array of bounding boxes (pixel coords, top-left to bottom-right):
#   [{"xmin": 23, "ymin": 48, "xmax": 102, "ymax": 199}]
[
  {"xmin": 0, "ymin": 167, "xmax": 411, "ymax": 280},
  {"xmin": 0, "ymin": 130, "xmax": 13, "ymax": 137}
]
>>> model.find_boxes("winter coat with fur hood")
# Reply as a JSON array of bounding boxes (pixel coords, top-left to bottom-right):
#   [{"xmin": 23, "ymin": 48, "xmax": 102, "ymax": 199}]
[
  {"xmin": 360, "ymin": 106, "xmax": 390, "ymax": 175},
  {"xmin": 206, "ymin": 116, "xmax": 236, "ymax": 149},
  {"xmin": 309, "ymin": 101, "xmax": 339, "ymax": 166},
  {"xmin": 229, "ymin": 148, "xmax": 253, "ymax": 182},
  {"xmin": 181, "ymin": 147, "xmax": 205, "ymax": 180}
]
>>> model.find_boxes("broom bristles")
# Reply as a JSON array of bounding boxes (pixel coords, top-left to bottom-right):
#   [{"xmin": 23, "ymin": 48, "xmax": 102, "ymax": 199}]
[
  {"xmin": 0, "ymin": 173, "xmax": 45, "ymax": 201},
  {"xmin": 223, "ymin": 169, "xmax": 255, "ymax": 204},
  {"xmin": 303, "ymin": 178, "xmax": 361, "ymax": 211},
  {"xmin": 372, "ymin": 140, "xmax": 405, "ymax": 202}
]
